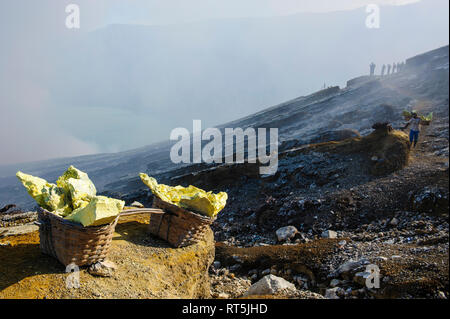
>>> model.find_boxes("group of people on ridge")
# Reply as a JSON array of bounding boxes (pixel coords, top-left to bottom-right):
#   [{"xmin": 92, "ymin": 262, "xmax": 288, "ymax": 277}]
[{"xmin": 369, "ymin": 61, "xmax": 405, "ymax": 76}]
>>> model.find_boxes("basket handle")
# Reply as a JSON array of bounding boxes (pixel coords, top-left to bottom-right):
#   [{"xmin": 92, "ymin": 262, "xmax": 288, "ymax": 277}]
[{"xmin": 120, "ymin": 208, "xmax": 165, "ymax": 217}]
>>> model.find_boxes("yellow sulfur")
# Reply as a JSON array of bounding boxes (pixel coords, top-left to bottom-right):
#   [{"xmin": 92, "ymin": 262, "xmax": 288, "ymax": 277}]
[
  {"xmin": 139, "ymin": 173, "xmax": 227, "ymax": 218},
  {"xmin": 65, "ymin": 195, "xmax": 125, "ymax": 227},
  {"xmin": 16, "ymin": 166, "xmax": 123, "ymax": 226},
  {"xmin": 16, "ymin": 171, "xmax": 71, "ymax": 215},
  {"xmin": 56, "ymin": 165, "xmax": 97, "ymax": 210}
]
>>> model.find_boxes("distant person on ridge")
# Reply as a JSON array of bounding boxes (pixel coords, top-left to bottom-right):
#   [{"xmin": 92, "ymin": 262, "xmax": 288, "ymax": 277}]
[
  {"xmin": 387, "ymin": 64, "xmax": 392, "ymax": 75},
  {"xmin": 381, "ymin": 64, "xmax": 386, "ymax": 76},
  {"xmin": 369, "ymin": 62, "xmax": 376, "ymax": 76},
  {"xmin": 403, "ymin": 112, "xmax": 421, "ymax": 149}
]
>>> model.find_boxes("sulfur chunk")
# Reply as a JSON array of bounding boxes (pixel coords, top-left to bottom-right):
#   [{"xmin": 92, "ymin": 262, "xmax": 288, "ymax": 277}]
[
  {"xmin": 56, "ymin": 165, "xmax": 96, "ymax": 209},
  {"xmin": 139, "ymin": 173, "xmax": 227, "ymax": 218},
  {"xmin": 65, "ymin": 196, "xmax": 125, "ymax": 227},
  {"xmin": 16, "ymin": 171, "xmax": 71, "ymax": 215},
  {"xmin": 179, "ymin": 191, "xmax": 228, "ymax": 218}
]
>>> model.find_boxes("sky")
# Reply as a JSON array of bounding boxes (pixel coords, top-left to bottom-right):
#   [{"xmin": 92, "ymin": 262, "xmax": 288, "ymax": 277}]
[
  {"xmin": 99, "ymin": 0, "xmax": 420, "ymax": 26},
  {"xmin": 0, "ymin": 0, "xmax": 448, "ymax": 165}
]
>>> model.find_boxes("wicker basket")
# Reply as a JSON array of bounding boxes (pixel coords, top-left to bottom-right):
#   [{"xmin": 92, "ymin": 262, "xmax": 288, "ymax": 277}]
[
  {"xmin": 150, "ymin": 197, "xmax": 214, "ymax": 248},
  {"xmin": 37, "ymin": 208, "xmax": 119, "ymax": 267}
]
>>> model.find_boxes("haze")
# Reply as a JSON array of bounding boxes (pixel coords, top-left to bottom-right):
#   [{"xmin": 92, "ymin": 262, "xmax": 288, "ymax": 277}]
[{"xmin": 0, "ymin": 0, "xmax": 448, "ymax": 165}]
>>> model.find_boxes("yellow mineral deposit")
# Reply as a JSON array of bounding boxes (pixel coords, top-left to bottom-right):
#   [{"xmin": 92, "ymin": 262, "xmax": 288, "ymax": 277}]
[
  {"xmin": 16, "ymin": 171, "xmax": 71, "ymax": 215},
  {"xmin": 56, "ymin": 165, "xmax": 96, "ymax": 209},
  {"xmin": 16, "ymin": 166, "xmax": 124, "ymax": 226},
  {"xmin": 139, "ymin": 173, "xmax": 227, "ymax": 218},
  {"xmin": 65, "ymin": 195, "xmax": 125, "ymax": 227}
]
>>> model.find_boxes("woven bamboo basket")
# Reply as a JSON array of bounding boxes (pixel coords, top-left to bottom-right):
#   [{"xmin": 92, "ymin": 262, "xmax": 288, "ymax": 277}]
[
  {"xmin": 150, "ymin": 197, "xmax": 215, "ymax": 248},
  {"xmin": 37, "ymin": 208, "xmax": 119, "ymax": 267}
]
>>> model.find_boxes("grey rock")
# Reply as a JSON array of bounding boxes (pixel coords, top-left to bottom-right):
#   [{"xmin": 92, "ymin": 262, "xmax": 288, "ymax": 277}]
[
  {"xmin": 321, "ymin": 230, "xmax": 337, "ymax": 239},
  {"xmin": 324, "ymin": 287, "xmax": 340, "ymax": 299},
  {"xmin": 390, "ymin": 217, "xmax": 399, "ymax": 226},
  {"xmin": 88, "ymin": 260, "xmax": 117, "ymax": 277},
  {"xmin": 337, "ymin": 259, "xmax": 368, "ymax": 279},
  {"xmin": 261, "ymin": 268, "xmax": 271, "ymax": 276},
  {"xmin": 244, "ymin": 275, "xmax": 296, "ymax": 296},
  {"xmin": 330, "ymin": 279, "xmax": 341, "ymax": 288},
  {"xmin": 275, "ymin": 226, "xmax": 298, "ymax": 242}
]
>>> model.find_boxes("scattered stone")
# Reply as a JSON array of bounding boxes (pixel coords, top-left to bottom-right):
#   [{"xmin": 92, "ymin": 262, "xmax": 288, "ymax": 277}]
[
  {"xmin": 218, "ymin": 292, "xmax": 230, "ymax": 299},
  {"xmin": 244, "ymin": 275, "xmax": 296, "ymax": 296},
  {"xmin": 330, "ymin": 279, "xmax": 341, "ymax": 288},
  {"xmin": 229, "ymin": 264, "xmax": 241, "ymax": 272},
  {"xmin": 130, "ymin": 201, "xmax": 144, "ymax": 208},
  {"xmin": 338, "ymin": 240, "xmax": 347, "ymax": 248},
  {"xmin": 337, "ymin": 259, "xmax": 368, "ymax": 279},
  {"xmin": 88, "ymin": 260, "xmax": 117, "ymax": 277},
  {"xmin": 232, "ymin": 255, "xmax": 243, "ymax": 263},
  {"xmin": 390, "ymin": 218, "xmax": 399, "ymax": 226},
  {"xmin": 213, "ymin": 261, "xmax": 221, "ymax": 269},
  {"xmin": 275, "ymin": 226, "xmax": 298, "ymax": 242},
  {"xmin": 437, "ymin": 291, "xmax": 447, "ymax": 299},
  {"xmin": 248, "ymin": 269, "xmax": 258, "ymax": 275},
  {"xmin": 261, "ymin": 268, "xmax": 271, "ymax": 276},
  {"xmin": 324, "ymin": 287, "xmax": 340, "ymax": 299},
  {"xmin": 353, "ymin": 271, "xmax": 371, "ymax": 286},
  {"xmin": 321, "ymin": 230, "xmax": 337, "ymax": 239}
]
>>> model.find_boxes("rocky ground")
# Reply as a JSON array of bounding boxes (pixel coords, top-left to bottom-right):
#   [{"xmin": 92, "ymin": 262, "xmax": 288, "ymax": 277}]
[{"xmin": 204, "ymin": 118, "xmax": 449, "ymax": 299}]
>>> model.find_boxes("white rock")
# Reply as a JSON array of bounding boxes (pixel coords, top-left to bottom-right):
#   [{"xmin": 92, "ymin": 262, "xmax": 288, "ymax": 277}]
[
  {"xmin": 218, "ymin": 293, "xmax": 230, "ymax": 299},
  {"xmin": 88, "ymin": 260, "xmax": 117, "ymax": 277},
  {"xmin": 130, "ymin": 201, "xmax": 144, "ymax": 208},
  {"xmin": 244, "ymin": 275, "xmax": 296, "ymax": 296},
  {"xmin": 275, "ymin": 226, "xmax": 298, "ymax": 242},
  {"xmin": 321, "ymin": 230, "xmax": 337, "ymax": 239},
  {"xmin": 324, "ymin": 287, "xmax": 340, "ymax": 299}
]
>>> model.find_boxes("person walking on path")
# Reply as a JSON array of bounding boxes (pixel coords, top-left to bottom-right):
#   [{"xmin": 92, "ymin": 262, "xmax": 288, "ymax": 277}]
[{"xmin": 403, "ymin": 112, "xmax": 421, "ymax": 149}]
